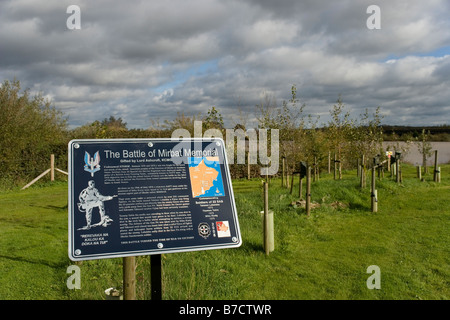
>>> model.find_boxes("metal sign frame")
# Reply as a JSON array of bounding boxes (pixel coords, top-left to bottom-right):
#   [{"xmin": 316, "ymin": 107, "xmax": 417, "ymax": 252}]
[{"xmin": 68, "ymin": 138, "xmax": 241, "ymax": 261}]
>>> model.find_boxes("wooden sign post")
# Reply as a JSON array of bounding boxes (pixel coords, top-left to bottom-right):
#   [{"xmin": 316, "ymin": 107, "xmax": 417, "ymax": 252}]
[{"xmin": 123, "ymin": 256, "xmax": 136, "ymax": 300}]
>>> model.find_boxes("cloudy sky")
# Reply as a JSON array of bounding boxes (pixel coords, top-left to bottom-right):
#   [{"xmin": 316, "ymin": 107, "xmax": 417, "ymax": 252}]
[{"xmin": 1, "ymin": 0, "xmax": 450, "ymax": 129}]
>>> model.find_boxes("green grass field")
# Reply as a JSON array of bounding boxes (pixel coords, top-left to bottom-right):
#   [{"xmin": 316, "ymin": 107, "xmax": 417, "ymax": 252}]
[{"xmin": 0, "ymin": 164, "xmax": 449, "ymax": 300}]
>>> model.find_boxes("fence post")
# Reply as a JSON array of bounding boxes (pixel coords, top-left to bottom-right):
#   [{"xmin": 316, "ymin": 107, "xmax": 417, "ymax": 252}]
[
  {"xmin": 433, "ymin": 150, "xmax": 439, "ymax": 182},
  {"xmin": 247, "ymin": 151, "xmax": 251, "ymax": 180},
  {"xmin": 396, "ymin": 159, "xmax": 400, "ymax": 184},
  {"xmin": 371, "ymin": 167, "xmax": 377, "ymax": 212},
  {"xmin": 357, "ymin": 158, "xmax": 360, "ymax": 177},
  {"xmin": 360, "ymin": 165, "xmax": 366, "ymax": 189},
  {"xmin": 373, "ymin": 190, "xmax": 378, "ymax": 212},
  {"xmin": 286, "ymin": 168, "xmax": 290, "ymax": 189},
  {"xmin": 306, "ymin": 166, "xmax": 311, "ymax": 217},
  {"xmin": 290, "ymin": 172, "xmax": 294, "ymax": 194},
  {"xmin": 328, "ymin": 151, "xmax": 331, "ymax": 174},
  {"xmin": 298, "ymin": 174, "xmax": 303, "ymax": 199},
  {"xmin": 333, "ymin": 153, "xmax": 337, "ymax": 180},
  {"xmin": 50, "ymin": 154, "xmax": 55, "ymax": 181},
  {"xmin": 263, "ymin": 181, "xmax": 274, "ymax": 255},
  {"xmin": 417, "ymin": 165, "xmax": 421, "ymax": 180},
  {"xmin": 313, "ymin": 156, "xmax": 317, "ymax": 182}
]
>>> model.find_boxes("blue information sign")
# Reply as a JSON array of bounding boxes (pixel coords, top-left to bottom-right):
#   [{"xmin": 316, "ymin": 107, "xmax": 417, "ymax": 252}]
[{"xmin": 68, "ymin": 138, "xmax": 241, "ymax": 261}]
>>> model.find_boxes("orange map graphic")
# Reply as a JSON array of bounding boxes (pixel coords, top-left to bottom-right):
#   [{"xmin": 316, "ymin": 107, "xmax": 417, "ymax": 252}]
[{"xmin": 189, "ymin": 158, "xmax": 219, "ymax": 198}]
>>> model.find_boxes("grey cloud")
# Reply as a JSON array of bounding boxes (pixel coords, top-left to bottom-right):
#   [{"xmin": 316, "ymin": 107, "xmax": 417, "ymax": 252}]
[{"xmin": 1, "ymin": 0, "xmax": 450, "ymax": 129}]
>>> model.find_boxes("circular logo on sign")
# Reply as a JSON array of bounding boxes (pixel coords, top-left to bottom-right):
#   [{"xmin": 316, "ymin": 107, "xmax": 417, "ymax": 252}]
[{"xmin": 198, "ymin": 223, "xmax": 211, "ymax": 239}]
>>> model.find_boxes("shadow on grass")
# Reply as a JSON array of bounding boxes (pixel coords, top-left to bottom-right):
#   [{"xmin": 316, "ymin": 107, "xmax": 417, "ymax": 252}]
[
  {"xmin": 0, "ymin": 254, "xmax": 68, "ymax": 269},
  {"xmin": 28, "ymin": 204, "xmax": 68, "ymax": 211}
]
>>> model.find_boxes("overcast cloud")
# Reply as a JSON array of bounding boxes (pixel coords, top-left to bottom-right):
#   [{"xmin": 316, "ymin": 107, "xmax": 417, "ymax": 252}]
[{"xmin": 1, "ymin": 0, "xmax": 450, "ymax": 128}]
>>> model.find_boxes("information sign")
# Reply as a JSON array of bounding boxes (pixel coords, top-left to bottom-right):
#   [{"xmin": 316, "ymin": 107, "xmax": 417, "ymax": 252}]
[{"xmin": 68, "ymin": 138, "xmax": 241, "ymax": 261}]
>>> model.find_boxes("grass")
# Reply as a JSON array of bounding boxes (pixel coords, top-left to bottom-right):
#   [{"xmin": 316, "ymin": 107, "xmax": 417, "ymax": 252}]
[{"xmin": 0, "ymin": 165, "xmax": 449, "ymax": 300}]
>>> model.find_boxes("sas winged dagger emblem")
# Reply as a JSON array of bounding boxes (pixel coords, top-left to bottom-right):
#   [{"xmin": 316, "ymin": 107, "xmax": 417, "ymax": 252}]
[{"xmin": 84, "ymin": 151, "xmax": 101, "ymax": 177}]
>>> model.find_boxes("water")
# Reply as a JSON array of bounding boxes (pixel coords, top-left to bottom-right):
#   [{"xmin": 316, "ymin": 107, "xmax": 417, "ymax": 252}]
[{"xmin": 382, "ymin": 141, "xmax": 450, "ymax": 165}]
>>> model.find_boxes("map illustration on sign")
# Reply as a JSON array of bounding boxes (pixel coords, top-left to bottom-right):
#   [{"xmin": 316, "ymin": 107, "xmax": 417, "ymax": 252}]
[{"xmin": 188, "ymin": 157, "xmax": 225, "ymax": 198}]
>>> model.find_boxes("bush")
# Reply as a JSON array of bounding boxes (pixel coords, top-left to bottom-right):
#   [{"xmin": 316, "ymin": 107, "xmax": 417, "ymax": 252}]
[{"xmin": 0, "ymin": 79, "xmax": 67, "ymax": 187}]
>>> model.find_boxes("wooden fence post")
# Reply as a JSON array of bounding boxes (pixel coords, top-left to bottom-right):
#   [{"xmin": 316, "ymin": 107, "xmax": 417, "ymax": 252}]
[
  {"xmin": 286, "ymin": 167, "xmax": 290, "ymax": 189},
  {"xmin": 333, "ymin": 153, "xmax": 337, "ymax": 180},
  {"xmin": 290, "ymin": 172, "xmax": 294, "ymax": 194},
  {"xmin": 371, "ymin": 167, "xmax": 377, "ymax": 212},
  {"xmin": 328, "ymin": 151, "xmax": 331, "ymax": 174},
  {"xmin": 263, "ymin": 181, "xmax": 274, "ymax": 255},
  {"xmin": 357, "ymin": 158, "xmax": 360, "ymax": 177},
  {"xmin": 306, "ymin": 166, "xmax": 311, "ymax": 217},
  {"xmin": 373, "ymin": 190, "xmax": 378, "ymax": 212},
  {"xmin": 433, "ymin": 150, "xmax": 439, "ymax": 182},
  {"xmin": 313, "ymin": 157, "xmax": 317, "ymax": 182},
  {"xmin": 50, "ymin": 154, "xmax": 55, "ymax": 181},
  {"xmin": 247, "ymin": 151, "xmax": 250, "ymax": 180},
  {"xmin": 417, "ymin": 165, "xmax": 422, "ymax": 180},
  {"xmin": 21, "ymin": 154, "xmax": 68, "ymax": 190},
  {"xmin": 396, "ymin": 159, "xmax": 400, "ymax": 184},
  {"xmin": 360, "ymin": 165, "xmax": 366, "ymax": 189},
  {"xmin": 298, "ymin": 174, "xmax": 303, "ymax": 199}
]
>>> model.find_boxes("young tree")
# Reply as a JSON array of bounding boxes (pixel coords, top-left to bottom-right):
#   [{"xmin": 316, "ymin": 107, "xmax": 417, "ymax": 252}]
[
  {"xmin": 202, "ymin": 106, "xmax": 224, "ymax": 131},
  {"xmin": 416, "ymin": 129, "xmax": 433, "ymax": 174},
  {"xmin": 351, "ymin": 107, "xmax": 384, "ymax": 168},
  {"xmin": 326, "ymin": 95, "xmax": 353, "ymax": 177},
  {"xmin": 162, "ymin": 111, "xmax": 199, "ymax": 136},
  {"xmin": 255, "ymin": 85, "xmax": 306, "ymax": 178},
  {"xmin": 304, "ymin": 114, "xmax": 327, "ymax": 178}
]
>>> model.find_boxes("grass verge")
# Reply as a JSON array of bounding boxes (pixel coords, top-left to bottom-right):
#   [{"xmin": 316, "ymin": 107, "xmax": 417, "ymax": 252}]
[{"xmin": 0, "ymin": 165, "xmax": 448, "ymax": 299}]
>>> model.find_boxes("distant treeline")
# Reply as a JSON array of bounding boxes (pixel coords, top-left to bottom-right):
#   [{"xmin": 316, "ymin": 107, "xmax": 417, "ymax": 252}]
[
  {"xmin": 1, "ymin": 79, "xmax": 448, "ymax": 188},
  {"xmin": 382, "ymin": 125, "xmax": 450, "ymax": 141}
]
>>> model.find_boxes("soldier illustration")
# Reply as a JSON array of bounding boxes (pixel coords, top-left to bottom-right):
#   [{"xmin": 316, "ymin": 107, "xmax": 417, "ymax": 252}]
[{"xmin": 77, "ymin": 180, "xmax": 116, "ymax": 230}]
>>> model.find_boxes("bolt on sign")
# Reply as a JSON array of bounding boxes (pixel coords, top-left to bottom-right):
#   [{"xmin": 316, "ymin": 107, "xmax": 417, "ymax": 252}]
[{"xmin": 68, "ymin": 138, "xmax": 241, "ymax": 261}]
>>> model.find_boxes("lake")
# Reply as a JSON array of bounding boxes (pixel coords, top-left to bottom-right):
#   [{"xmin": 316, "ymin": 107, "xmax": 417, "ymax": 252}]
[{"xmin": 382, "ymin": 141, "xmax": 450, "ymax": 165}]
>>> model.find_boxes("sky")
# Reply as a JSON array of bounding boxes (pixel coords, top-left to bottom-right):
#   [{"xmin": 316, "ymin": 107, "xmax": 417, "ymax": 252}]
[{"xmin": 1, "ymin": 0, "xmax": 450, "ymax": 129}]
